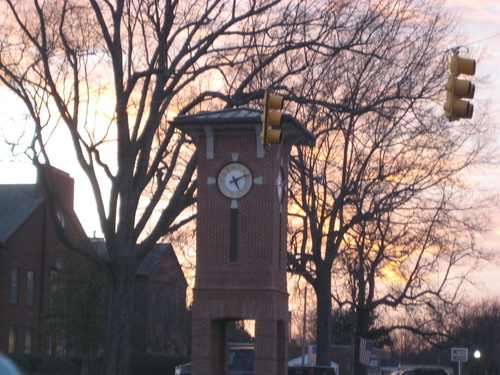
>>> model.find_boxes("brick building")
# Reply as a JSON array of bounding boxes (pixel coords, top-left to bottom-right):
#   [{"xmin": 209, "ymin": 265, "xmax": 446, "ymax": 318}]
[
  {"xmin": 0, "ymin": 166, "xmax": 86, "ymax": 354},
  {"xmin": 0, "ymin": 167, "xmax": 189, "ymax": 356}
]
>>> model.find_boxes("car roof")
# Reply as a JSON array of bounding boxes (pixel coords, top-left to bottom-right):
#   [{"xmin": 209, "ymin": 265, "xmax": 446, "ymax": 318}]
[
  {"xmin": 401, "ymin": 369, "xmax": 449, "ymax": 375},
  {"xmin": 228, "ymin": 344, "xmax": 254, "ymax": 350}
]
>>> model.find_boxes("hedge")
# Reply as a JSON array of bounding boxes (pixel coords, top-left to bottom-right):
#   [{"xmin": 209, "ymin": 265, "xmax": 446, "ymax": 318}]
[
  {"xmin": 8, "ymin": 353, "xmax": 76, "ymax": 374},
  {"xmin": 8, "ymin": 352, "xmax": 190, "ymax": 375}
]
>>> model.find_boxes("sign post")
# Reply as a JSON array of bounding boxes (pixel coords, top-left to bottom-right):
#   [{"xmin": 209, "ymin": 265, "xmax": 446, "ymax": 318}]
[{"xmin": 452, "ymin": 347, "xmax": 468, "ymax": 375}]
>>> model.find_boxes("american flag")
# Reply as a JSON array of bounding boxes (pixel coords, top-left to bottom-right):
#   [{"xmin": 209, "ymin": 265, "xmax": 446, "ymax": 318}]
[
  {"xmin": 308, "ymin": 345, "xmax": 317, "ymax": 365},
  {"xmin": 359, "ymin": 337, "xmax": 374, "ymax": 365}
]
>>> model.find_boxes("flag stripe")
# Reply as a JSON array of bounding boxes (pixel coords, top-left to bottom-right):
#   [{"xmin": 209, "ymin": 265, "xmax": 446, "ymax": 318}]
[
  {"xmin": 308, "ymin": 345, "xmax": 317, "ymax": 365},
  {"xmin": 359, "ymin": 338, "xmax": 374, "ymax": 365}
]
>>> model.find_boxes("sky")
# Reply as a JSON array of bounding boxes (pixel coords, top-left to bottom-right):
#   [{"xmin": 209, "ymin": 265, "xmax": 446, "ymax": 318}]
[{"xmin": 1, "ymin": 0, "xmax": 499, "ymax": 295}]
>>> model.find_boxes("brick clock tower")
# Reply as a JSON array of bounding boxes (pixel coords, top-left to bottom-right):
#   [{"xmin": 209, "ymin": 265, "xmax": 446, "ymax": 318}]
[{"xmin": 172, "ymin": 106, "xmax": 314, "ymax": 375}]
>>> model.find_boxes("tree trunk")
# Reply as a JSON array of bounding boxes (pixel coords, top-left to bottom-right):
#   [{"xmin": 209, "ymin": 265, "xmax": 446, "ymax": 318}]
[
  {"xmin": 81, "ymin": 343, "xmax": 90, "ymax": 375},
  {"xmin": 315, "ymin": 271, "xmax": 332, "ymax": 367},
  {"xmin": 352, "ymin": 306, "xmax": 370, "ymax": 375},
  {"xmin": 100, "ymin": 263, "xmax": 136, "ymax": 375}
]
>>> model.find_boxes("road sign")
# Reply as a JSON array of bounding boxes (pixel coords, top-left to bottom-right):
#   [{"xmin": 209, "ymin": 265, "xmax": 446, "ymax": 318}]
[{"xmin": 452, "ymin": 347, "xmax": 468, "ymax": 362}]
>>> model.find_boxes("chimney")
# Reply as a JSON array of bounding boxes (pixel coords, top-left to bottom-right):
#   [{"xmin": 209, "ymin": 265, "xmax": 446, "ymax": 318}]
[{"xmin": 36, "ymin": 165, "xmax": 75, "ymax": 210}]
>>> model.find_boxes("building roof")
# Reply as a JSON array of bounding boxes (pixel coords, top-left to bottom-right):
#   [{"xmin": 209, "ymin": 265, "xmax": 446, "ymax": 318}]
[
  {"xmin": 173, "ymin": 107, "xmax": 262, "ymax": 123},
  {"xmin": 90, "ymin": 239, "xmax": 186, "ymax": 286},
  {"xmin": 0, "ymin": 184, "xmax": 44, "ymax": 243},
  {"xmin": 136, "ymin": 243, "xmax": 175, "ymax": 276},
  {"xmin": 136, "ymin": 243, "xmax": 188, "ymax": 288},
  {"xmin": 171, "ymin": 107, "xmax": 315, "ymax": 146}
]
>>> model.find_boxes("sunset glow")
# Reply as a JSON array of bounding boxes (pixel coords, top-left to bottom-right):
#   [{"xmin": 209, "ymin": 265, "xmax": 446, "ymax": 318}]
[{"xmin": 1, "ymin": 0, "xmax": 499, "ymax": 297}]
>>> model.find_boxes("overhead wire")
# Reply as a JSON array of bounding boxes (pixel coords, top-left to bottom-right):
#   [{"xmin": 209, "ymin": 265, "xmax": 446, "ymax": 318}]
[{"xmin": 462, "ymin": 32, "xmax": 500, "ymax": 47}]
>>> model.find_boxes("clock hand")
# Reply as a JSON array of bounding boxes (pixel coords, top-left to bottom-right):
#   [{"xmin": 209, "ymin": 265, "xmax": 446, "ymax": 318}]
[
  {"xmin": 231, "ymin": 175, "xmax": 242, "ymax": 190},
  {"xmin": 232, "ymin": 173, "xmax": 249, "ymax": 183},
  {"xmin": 229, "ymin": 173, "xmax": 250, "ymax": 190}
]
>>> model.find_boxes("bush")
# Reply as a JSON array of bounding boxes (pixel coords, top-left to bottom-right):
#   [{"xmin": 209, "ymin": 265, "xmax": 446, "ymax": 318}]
[
  {"xmin": 8, "ymin": 353, "xmax": 43, "ymax": 372},
  {"xmin": 9, "ymin": 352, "xmax": 190, "ymax": 375},
  {"xmin": 6, "ymin": 353, "xmax": 76, "ymax": 375},
  {"xmin": 131, "ymin": 352, "xmax": 190, "ymax": 375},
  {"xmin": 36, "ymin": 356, "xmax": 77, "ymax": 375}
]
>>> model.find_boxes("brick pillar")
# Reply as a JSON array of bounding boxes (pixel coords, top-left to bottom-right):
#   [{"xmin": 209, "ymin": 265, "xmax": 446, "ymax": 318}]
[
  {"xmin": 277, "ymin": 319, "xmax": 288, "ymax": 374},
  {"xmin": 254, "ymin": 318, "xmax": 287, "ymax": 375},
  {"xmin": 191, "ymin": 317, "xmax": 229, "ymax": 375}
]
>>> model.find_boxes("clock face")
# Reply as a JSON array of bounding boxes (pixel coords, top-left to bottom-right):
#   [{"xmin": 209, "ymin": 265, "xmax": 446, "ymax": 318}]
[{"xmin": 217, "ymin": 162, "xmax": 253, "ymax": 199}]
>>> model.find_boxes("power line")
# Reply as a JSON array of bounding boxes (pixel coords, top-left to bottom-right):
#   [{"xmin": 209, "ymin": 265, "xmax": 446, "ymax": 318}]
[
  {"xmin": 441, "ymin": 32, "xmax": 500, "ymax": 59},
  {"xmin": 463, "ymin": 32, "xmax": 500, "ymax": 47}
]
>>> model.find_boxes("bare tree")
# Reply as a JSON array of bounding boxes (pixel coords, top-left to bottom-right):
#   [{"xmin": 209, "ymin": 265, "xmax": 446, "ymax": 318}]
[
  {"xmin": 285, "ymin": 0, "xmax": 495, "ymax": 370},
  {"xmin": 0, "ymin": 0, "xmax": 336, "ymax": 373},
  {"xmin": 392, "ymin": 298, "xmax": 500, "ymax": 374},
  {"xmin": 146, "ymin": 289, "xmax": 190, "ymax": 355},
  {"xmin": 451, "ymin": 298, "xmax": 500, "ymax": 375}
]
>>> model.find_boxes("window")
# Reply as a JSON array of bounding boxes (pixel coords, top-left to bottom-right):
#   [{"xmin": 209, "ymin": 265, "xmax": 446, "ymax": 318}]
[
  {"xmin": 8, "ymin": 326, "xmax": 17, "ymax": 353},
  {"xmin": 25, "ymin": 328, "xmax": 33, "ymax": 354},
  {"xmin": 50, "ymin": 258, "xmax": 65, "ymax": 305},
  {"xmin": 27, "ymin": 270, "xmax": 34, "ymax": 306},
  {"xmin": 10, "ymin": 267, "xmax": 19, "ymax": 304},
  {"xmin": 57, "ymin": 211, "xmax": 65, "ymax": 228}
]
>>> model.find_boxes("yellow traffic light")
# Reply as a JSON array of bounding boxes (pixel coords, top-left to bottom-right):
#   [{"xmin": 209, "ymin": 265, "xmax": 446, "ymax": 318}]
[
  {"xmin": 444, "ymin": 53, "xmax": 476, "ymax": 121},
  {"xmin": 450, "ymin": 54, "xmax": 476, "ymax": 76},
  {"xmin": 260, "ymin": 91, "xmax": 284, "ymax": 144}
]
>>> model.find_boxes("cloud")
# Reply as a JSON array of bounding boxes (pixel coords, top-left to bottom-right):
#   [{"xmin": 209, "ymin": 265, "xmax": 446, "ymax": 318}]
[{"xmin": 446, "ymin": 0, "xmax": 500, "ymax": 27}]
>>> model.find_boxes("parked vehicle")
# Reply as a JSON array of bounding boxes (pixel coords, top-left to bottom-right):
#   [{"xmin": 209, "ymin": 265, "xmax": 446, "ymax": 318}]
[
  {"xmin": 400, "ymin": 369, "xmax": 449, "ymax": 375},
  {"xmin": 0, "ymin": 352, "xmax": 25, "ymax": 375},
  {"xmin": 288, "ymin": 366, "xmax": 336, "ymax": 375},
  {"xmin": 175, "ymin": 345, "xmax": 253, "ymax": 375},
  {"xmin": 227, "ymin": 345, "xmax": 254, "ymax": 374},
  {"xmin": 174, "ymin": 345, "xmax": 336, "ymax": 375},
  {"xmin": 174, "ymin": 363, "xmax": 191, "ymax": 375},
  {"xmin": 175, "ymin": 363, "xmax": 191, "ymax": 375}
]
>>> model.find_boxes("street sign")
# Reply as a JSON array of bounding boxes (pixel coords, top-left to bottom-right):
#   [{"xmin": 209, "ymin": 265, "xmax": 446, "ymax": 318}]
[{"xmin": 452, "ymin": 347, "xmax": 468, "ymax": 362}]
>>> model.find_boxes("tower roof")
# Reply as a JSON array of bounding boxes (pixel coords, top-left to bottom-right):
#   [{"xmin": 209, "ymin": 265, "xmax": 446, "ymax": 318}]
[{"xmin": 171, "ymin": 107, "xmax": 315, "ymax": 146}]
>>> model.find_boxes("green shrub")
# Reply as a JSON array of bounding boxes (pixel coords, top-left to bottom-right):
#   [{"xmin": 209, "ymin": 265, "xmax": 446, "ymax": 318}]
[
  {"xmin": 8, "ymin": 353, "xmax": 43, "ymax": 372},
  {"xmin": 36, "ymin": 356, "xmax": 77, "ymax": 375},
  {"xmin": 9, "ymin": 352, "xmax": 190, "ymax": 375},
  {"xmin": 131, "ymin": 352, "xmax": 190, "ymax": 375},
  {"xmin": 89, "ymin": 356, "xmax": 103, "ymax": 375}
]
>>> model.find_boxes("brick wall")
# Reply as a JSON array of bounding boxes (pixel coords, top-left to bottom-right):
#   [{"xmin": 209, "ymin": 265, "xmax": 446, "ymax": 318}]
[{"xmin": 191, "ymin": 125, "xmax": 290, "ymax": 374}]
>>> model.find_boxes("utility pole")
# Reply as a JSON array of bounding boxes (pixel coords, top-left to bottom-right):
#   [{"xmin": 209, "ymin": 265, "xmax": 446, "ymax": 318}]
[{"xmin": 301, "ymin": 286, "xmax": 307, "ymax": 366}]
